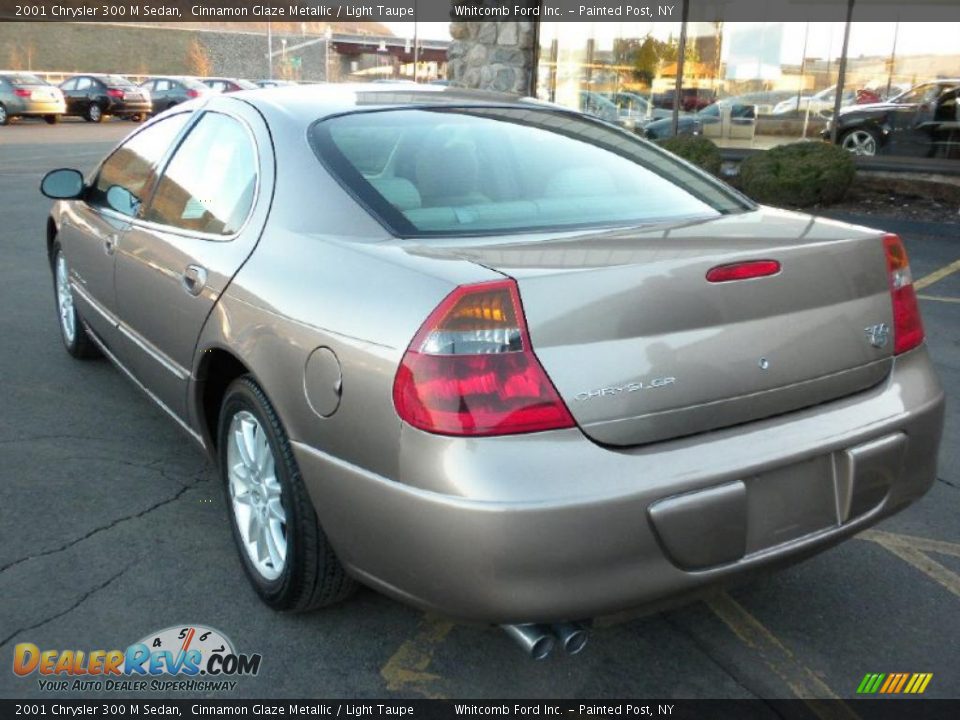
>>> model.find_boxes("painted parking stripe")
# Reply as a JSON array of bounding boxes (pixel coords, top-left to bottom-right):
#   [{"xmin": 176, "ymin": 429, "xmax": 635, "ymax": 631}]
[
  {"xmin": 706, "ymin": 593, "xmax": 859, "ymax": 719},
  {"xmin": 918, "ymin": 294, "xmax": 960, "ymax": 303},
  {"xmin": 914, "ymin": 258, "xmax": 960, "ymax": 290}
]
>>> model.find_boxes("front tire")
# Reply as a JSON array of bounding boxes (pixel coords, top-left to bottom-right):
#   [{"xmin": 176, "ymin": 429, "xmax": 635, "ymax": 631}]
[
  {"xmin": 44, "ymin": 114, "xmax": 60, "ymax": 125},
  {"xmin": 52, "ymin": 244, "xmax": 100, "ymax": 359},
  {"xmin": 219, "ymin": 376, "xmax": 356, "ymax": 611},
  {"xmin": 0, "ymin": 104, "xmax": 9, "ymax": 126},
  {"xmin": 840, "ymin": 128, "xmax": 879, "ymax": 156},
  {"xmin": 85, "ymin": 103, "xmax": 104, "ymax": 123}
]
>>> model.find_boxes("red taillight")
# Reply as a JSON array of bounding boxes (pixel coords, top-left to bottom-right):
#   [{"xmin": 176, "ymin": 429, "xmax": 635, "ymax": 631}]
[
  {"xmin": 107, "ymin": 88, "xmax": 124, "ymax": 99},
  {"xmin": 882, "ymin": 234, "xmax": 924, "ymax": 354},
  {"xmin": 706, "ymin": 260, "xmax": 781, "ymax": 283},
  {"xmin": 187, "ymin": 89, "xmax": 200, "ymax": 99},
  {"xmin": 13, "ymin": 88, "xmax": 31, "ymax": 98},
  {"xmin": 393, "ymin": 279, "xmax": 575, "ymax": 437}
]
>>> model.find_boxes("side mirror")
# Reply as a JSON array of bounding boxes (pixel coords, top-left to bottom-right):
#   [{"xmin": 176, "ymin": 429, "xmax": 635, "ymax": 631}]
[
  {"xmin": 40, "ymin": 169, "xmax": 84, "ymax": 200},
  {"xmin": 106, "ymin": 185, "xmax": 141, "ymax": 218}
]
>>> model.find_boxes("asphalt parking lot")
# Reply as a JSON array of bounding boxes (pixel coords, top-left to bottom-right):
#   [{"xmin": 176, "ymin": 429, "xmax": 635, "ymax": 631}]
[{"xmin": 0, "ymin": 119, "xmax": 958, "ymax": 706}]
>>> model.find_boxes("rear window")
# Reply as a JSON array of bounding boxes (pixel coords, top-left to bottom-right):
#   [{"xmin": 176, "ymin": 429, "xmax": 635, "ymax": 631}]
[
  {"xmin": 7, "ymin": 73, "xmax": 46, "ymax": 86},
  {"xmin": 103, "ymin": 75, "xmax": 136, "ymax": 87},
  {"xmin": 311, "ymin": 107, "xmax": 750, "ymax": 237}
]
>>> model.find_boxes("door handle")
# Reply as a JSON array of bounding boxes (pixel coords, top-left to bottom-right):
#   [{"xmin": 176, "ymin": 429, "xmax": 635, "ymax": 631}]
[
  {"xmin": 181, "ymin": 264, "xmax": 208, "ymax": 297},
  {"xmin": 104, "ymin": 235, "xmax": 118, "ymax": 255}
]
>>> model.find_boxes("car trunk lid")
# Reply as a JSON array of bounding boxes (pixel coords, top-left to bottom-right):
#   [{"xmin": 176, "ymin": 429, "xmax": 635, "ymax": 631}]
[{"xmin": 402, "ymin": 208, "xmax": 896, "ymax": 446}]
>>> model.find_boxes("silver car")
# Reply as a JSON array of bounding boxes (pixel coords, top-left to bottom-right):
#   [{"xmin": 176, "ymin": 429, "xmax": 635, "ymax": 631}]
[
  {"xmin": 0, "ymin": 72, "xmax": 65, "ymax": 125},
  {"xmin": 41, "ymin": 86, "xmax": 944, "ymax": 658}
]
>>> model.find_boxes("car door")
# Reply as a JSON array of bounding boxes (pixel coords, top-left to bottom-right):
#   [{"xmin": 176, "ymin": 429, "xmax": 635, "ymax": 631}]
[
  {"xmin": 113, "ymin": 102, "xmax": 273, "ymax": 421},
  {"xmin": 58, "ymin": 113, "xmax": 191, "ymax": 344}
]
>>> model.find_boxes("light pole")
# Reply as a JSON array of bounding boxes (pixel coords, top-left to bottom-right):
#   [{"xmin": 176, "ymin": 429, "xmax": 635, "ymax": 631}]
[{"xmin": 267, "ymin": 21, "xmax": 273, "ymax": 80}]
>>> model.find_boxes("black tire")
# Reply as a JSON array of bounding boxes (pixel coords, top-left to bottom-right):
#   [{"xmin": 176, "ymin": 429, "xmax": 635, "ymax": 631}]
[
  {"xmin": 44, "ymin": 114, "xmax": 59, "ymax": 125},
  {"xmin": 218, "ymin": 376, "xmax": 356, "ymax": 611},
  {"xmin": 0, "ymin": 104, "xmax": 9, "ymax": 126},
  {"xmin": 130, "ymin": 114, "xmax": 144, "ymax": 123},
  {"xmin": 85, "ymin": 103, "xmax": 104, "ymax": 123},
  {"xmin": 51, "ymin": 242, "xmax": 100, "ymax": 359}
]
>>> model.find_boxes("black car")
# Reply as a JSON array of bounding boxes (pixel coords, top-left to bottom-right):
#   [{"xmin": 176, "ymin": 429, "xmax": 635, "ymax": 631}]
[
  {"xmin": 139, "ymin": 76, "xmax": 211, "ymax": 114},
  {"xmin": 643, "ymin": 102, "xmax": 756, "ymax": 140},
  {"xmin": 824, "ymin": 80, "xmax": 960, "ymax": 157},
  {"xmin": 58, "ymin": 74, "xmax": 151, "ymax": 123}
]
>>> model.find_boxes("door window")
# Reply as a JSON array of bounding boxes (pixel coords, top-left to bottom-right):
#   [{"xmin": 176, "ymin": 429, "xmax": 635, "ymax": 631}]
[
  {"xmin": 145, "ymin": 113, "xmax": 258, "ymax": 236},
  {"xmin": 76, "ymin": 77, "xmax": 92, "ymax": 91},
  {"xmin": 88, "ymin": 114, "xmax": 190, "ymax": 217},
  {"xmin": 155, "ymin": 80, "xmax": 171, "ymax": 92},
  {"xmin": 60, "ymin": 78, "xmax": 77, "ymax": 91}
]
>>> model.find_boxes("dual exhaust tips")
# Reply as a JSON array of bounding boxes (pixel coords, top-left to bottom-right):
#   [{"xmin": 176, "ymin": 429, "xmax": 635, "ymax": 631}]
[{"xmin": 501, "ymin": 622, "xmax": 589, "ymax": 660}]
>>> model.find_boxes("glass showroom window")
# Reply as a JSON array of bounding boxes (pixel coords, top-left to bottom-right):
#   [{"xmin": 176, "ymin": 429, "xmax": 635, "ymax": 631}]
[{"xmin": 536, "ymin": 21, "xmax": 683, "ymax": 132}]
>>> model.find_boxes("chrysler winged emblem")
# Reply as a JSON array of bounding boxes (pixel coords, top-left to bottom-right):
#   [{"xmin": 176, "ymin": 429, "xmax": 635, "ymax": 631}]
[{"xmin": 865, "ymin": 323, "xmax": 890, "ymax": 349}]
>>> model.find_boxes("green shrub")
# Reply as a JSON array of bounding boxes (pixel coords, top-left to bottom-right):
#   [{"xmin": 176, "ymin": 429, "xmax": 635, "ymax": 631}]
[
  {"xmin": 738, "ymin": 141, "xmax": 855, "ymax": 207},
  {"xmin": 657, "ymin": 135, "xmax": 722, "ymax": 176}
]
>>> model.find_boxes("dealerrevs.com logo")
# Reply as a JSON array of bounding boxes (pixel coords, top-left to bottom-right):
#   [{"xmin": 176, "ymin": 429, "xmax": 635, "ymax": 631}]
[{"xmin": 13, "ymin": 625, "xmax": 262, "ymax": 692}]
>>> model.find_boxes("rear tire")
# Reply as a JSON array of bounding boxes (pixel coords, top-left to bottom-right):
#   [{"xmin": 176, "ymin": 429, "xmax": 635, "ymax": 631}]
[
  {"xmin": 0, "ymin": 104, "xmax": 8, "ymax": 126},
  {"xmin": 52, "ymin": 243, "xmax": 100, "ymax": 359},
  {"xmin": 44, "ymin": 114, "xmax": 59, "ymax": 125},
  {"xmin": 218, "ymin": 376, "xmax": 357, "ymax": 611},
  {"xmin": 85, "ymin": 103, "xmax": 104, "ymax": 123}
]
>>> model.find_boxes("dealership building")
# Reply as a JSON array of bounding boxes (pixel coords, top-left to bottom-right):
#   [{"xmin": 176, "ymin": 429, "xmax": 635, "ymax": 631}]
[{"xmin": 446, "ymin": 3, "xmax": 960, "ymax": 160}]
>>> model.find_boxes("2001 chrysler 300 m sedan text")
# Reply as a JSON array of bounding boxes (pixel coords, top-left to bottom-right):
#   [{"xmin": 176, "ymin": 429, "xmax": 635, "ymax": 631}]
[{"xmin": 40, "ymin": 85, "xmax": 944, "ymax": 659}]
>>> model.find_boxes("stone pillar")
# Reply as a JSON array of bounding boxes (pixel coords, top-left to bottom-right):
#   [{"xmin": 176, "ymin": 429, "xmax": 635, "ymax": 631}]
[{"xmin": 448, "ymin": 20, "xmax": 537, "ymax": 94}]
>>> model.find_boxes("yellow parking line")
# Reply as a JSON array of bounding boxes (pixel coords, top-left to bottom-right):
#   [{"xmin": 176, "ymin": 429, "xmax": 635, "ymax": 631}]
[
  {"xmin": 917, "ymin": 294, "xmax": 960, "ymax": 303},
  {"xmin": 859, "ymin": 529, "xmax": 960, "ymax": 559},
  {"xmin": 865, "ymin": 538, "xmax": 960, "ymax": 602},
  {"xmin": 380, "ymin": 614, "xmax": 454, "ymax": 698},
  {"xmin": 706, "ymin": 593, "xmax": 859, "ymax": 719},
  {"xmin": 914, "ymin": 258, "xmax": 960, "ymax": 290}
]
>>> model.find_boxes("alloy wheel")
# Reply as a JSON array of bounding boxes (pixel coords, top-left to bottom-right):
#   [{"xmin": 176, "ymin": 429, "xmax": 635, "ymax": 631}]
[
  {"xmin": 226, "ymin": 410, "xmax": 287, "ymax": 581},
  {"xmin": 55, "ymin": 252, "xmax": 76, "ymax": 344},
  {"xmin": 89, "ymin": 104, "xmax": 102, "ymax": 122},
  {"xmin": 0, "ymin": 105, "xmax": 7, "ymax": 125},
  {"xmin": 841, "ymin": 130, "xmax": 877, "ymax": 156}
]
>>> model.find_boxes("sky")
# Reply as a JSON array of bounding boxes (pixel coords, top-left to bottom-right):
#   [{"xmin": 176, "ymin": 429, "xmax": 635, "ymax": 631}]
[{"xmin": 382, "ymin": 22, "xmax": 452, "ymax": 41}]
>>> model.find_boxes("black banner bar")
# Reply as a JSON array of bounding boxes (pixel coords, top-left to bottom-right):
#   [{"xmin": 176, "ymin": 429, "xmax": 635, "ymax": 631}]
[
  {"xmin": 2, "ymin": 700, "xmax": 960, "ymax": 720},
  {"xmin": 3, "ymin": 0, "xmax": 960, "ymax": 23}
]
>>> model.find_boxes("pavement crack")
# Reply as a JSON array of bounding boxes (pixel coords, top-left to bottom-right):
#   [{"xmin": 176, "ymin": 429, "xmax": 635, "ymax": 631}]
[
  {"xmin": 0, "ymin": 468, "xmax": 209, "ymax": 575},
  {"xmin": 937, "ymin": 476, "xmax": 958, "ymax": 490},
  {"xmin": 0, "ymin": 562, "xmax": 134, "ymax": 649}
]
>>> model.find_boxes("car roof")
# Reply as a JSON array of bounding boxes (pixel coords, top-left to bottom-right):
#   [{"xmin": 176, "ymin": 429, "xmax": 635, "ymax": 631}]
[{"xmin": 235, "ymin": 83, "xmax": 546, "ymax": 121}]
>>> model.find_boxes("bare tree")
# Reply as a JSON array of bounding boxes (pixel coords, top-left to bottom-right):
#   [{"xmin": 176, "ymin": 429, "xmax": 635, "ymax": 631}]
[{"xmin": 186, "ymin": 37, "xmax": 213, "ymax": 77}]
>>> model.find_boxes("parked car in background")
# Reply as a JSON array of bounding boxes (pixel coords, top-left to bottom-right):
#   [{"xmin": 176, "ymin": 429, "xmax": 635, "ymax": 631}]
[
  {"xmin": 579, "ymin": 90, "xmax": 620, "ymax": 124},
  {"xmin": 59, "ymin": 74, "xmax": 151, "ymax": 123},
  {"xmin": 653, "ymin": 87, "xmax": 717, "ymax": 112},
  {"xmin": 255, "ymin": 79, "xmax": 296, "ymax": 89},
  {"xmin": 773, "ymin": 84, "xmax": 857, "ymax": 117},
  {"xmin": 39, "ymin": 86, "xmax": 942, "ymax": 659},
  {"xmin": 140, "ymin": 76, "xmax": 209, "ymax": 114},
  {"xmin": 201, "ymin": 77, "xmax": 259, "ymax": 93},
  {"xmin": 824, "ymin": 79, "xmax": 960, "ymax": 157},
  {"xmin": 0, "ymin": 72, "xmax": 65, "ymax": 125},
  {"xmin": 603, "ymin": 91, "xmax": 672, "ymax": 126},
  {"xmin": 643, "ymin": 102, "xmax": 757, "ymax": 140}
]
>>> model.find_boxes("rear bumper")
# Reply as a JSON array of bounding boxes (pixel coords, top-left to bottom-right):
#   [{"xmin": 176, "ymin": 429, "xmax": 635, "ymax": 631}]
[
  {"xmin": 108, "ymin": 100, "xmax": 152, "ymax": 115},
  {"xmin": 9, "ymin": 99, "xmax": 65, "ymax": 115},
  {"xmin": 294, "ymin": 347, "xmax": 944, "ymax": 623}
]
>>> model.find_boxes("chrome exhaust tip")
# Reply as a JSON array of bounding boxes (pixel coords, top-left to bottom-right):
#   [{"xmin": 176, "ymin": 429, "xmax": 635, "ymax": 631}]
[
  {"xmin": 552, "ymin": 622, "xmax": 589, "ymax": 655},
  {"xmin": 501, "ymin": 624, "xmax": 556, "ymax": 660}
]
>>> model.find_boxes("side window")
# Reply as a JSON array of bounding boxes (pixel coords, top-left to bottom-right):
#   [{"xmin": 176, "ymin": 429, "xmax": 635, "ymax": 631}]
[
  {"xmin": 61, "ymin": 79, "xmax": 77, "ymax": 91},
  {"xmin": 145, "ymin": 113, "xmax": 257, "ymax": 236},
  {"xmin": 156, "ymin": 80, "xmax": 171, "ymax": 92},
  {"xmin": 141, "ymin": 81, "xmax": 154, "ymax": 91},
  {"xmin": 88, "ymin": 114, "xmax": 190, "ymax": 217},
  {"xmin": 76, "ymin": 78, "xmax": 91, "ymax": 91}
]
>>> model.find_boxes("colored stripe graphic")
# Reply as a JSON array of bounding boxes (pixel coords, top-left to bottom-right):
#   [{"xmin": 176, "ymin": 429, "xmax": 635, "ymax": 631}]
[{"xmin": 857, "ymin": 673, "xmax": 932, "ymax": 694}]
